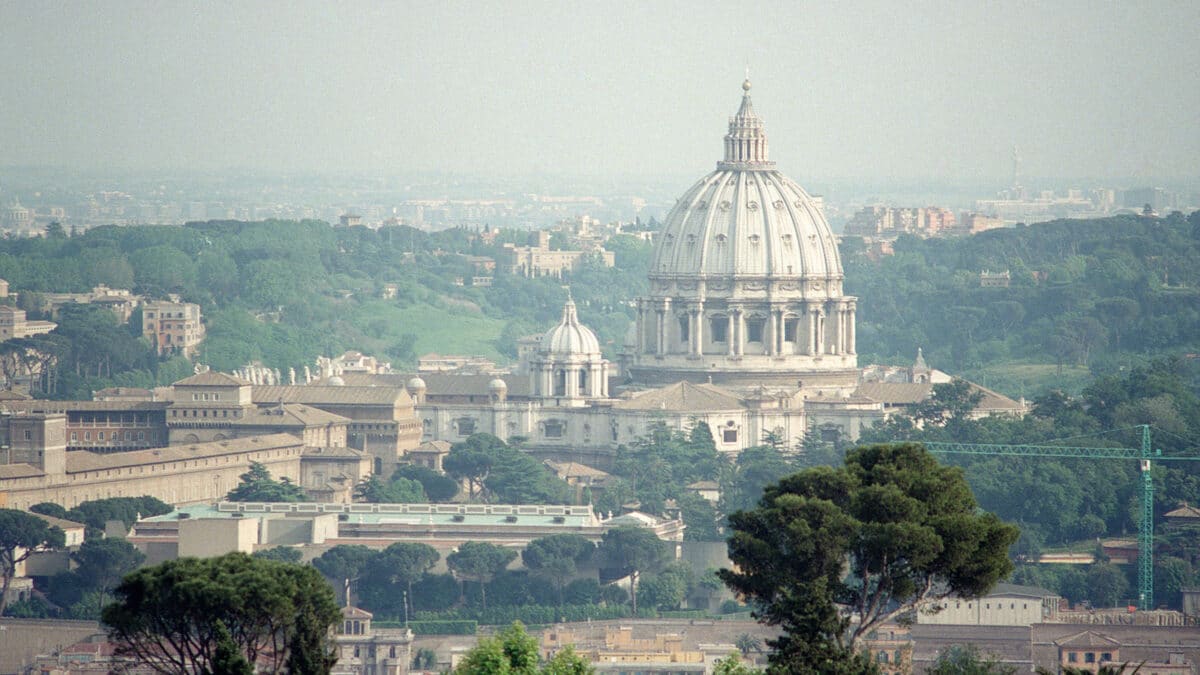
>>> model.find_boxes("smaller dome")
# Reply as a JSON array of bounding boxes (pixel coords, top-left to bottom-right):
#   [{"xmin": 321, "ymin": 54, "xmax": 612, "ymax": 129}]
[
  {"xmin": 489, "ymin": 378, "xmax": 507, "ymax": 391},
  {"xmin": 542, "ymin": 298, "xmax": 601, "ymax": 356},
  {"xmin": 407, "ymin": 376, "xmax": 427, "ymax": 391},
  {"xmin": 327, "ymin": 376, "xmax": 345, "ymax": 386}
]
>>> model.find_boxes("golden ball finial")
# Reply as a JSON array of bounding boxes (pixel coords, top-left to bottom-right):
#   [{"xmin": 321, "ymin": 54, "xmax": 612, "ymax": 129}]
[{"xmin": 742, "ymin": 78, "xmax": 752, "ymax": 92}]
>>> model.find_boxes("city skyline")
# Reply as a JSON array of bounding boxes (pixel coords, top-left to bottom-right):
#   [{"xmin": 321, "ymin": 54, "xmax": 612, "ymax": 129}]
[{"xmin": 1, "ymin": 2, "xmax": 1198, "ymax": 185}]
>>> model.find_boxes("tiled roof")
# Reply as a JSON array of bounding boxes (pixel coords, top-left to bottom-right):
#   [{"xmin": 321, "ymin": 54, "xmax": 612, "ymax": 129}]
[
  {"xmin": 612, "ymin": 381, "xmax": 744, "ymax": 411},
  {"xmin": 32, "ymin": 512, "xmax": 87, "ymax": 531},
  {"xmin": 853, "ymin": 381, "xmax": 1025, "ymax": 411},
  {"xmin": 411, "ymin": 440, "xmax": 452, "ymax": 454},
  {"xmin": 1165, "ymin": 504, "xmax": 1200, "ymax": 519},
  {"xmin": 1054, "ymin": 630, "xmax": 1121, "ymax": 648},
  {"xmin": 545, "ymin": 460, "xmax": 611, "ymax": 479},
  {"xmin": 0, "ymin": 463, "xmax": 45, "ymax": 479},
  {"xmin": 236, "ymin": 403, "xmax": 349, "ymax": 427},
  {"xmin": 302, "ymin": 446, "xmax": 367, "ymax": 459},
  {"xmin": 253, "ymin": 385, "xmax": 410, "ymax": 406},
  {"xmin": 0, "ymin": 400, "xmax": 169, "ymax": 413},
  {"xmin": 174, "ymin": 372, "xmax": 252, "ymax": 387},
  {"xmin": 66, "ymin": 433, "xmax": 302, "ymax": 472}
]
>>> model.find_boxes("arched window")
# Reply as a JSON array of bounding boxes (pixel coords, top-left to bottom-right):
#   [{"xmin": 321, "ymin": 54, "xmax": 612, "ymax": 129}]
[{"xmin": 554, "ymin": 370, "xmax": 566, "ymax": 397}]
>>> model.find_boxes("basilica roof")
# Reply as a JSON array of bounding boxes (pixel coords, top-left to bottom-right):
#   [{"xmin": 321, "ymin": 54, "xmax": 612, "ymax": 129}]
[
  {"xmin": 649, "ymin": 80, "xmax": 843, "ymax": 281},
  {"xmin": 613, "ymin": 381, "xmax": 744, "ymax": 411}
]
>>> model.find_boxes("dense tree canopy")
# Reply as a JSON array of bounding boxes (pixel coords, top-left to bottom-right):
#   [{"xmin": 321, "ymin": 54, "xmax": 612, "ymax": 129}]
[
  {"xmin": 102, "ymin": 552, "xmax": 340, "ymax": 675},
  {"xmin": 721, "ymin": 444, "xmax": 1018, "ymax": 669}
]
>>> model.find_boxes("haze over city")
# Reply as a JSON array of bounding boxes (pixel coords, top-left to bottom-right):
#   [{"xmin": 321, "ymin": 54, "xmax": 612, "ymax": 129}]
[{"xmin": 2, "ymin": 1, "xmax": 1198, "ymax": 186}]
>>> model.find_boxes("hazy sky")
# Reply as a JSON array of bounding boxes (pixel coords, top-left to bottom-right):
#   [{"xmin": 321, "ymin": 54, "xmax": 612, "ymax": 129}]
[{"xmin": 2, "ymin": 1, "xmax": 1198, "ymax": 185}]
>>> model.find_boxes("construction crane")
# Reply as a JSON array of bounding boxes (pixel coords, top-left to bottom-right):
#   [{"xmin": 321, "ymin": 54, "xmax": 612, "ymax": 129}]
[{"xmin": 920, "ymin": 424, "xmax": 1199, "ymax": 610}]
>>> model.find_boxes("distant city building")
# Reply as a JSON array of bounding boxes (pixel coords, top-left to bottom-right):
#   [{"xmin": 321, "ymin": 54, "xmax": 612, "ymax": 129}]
[
  {"xmin": 332, "ymin": 606, "xmax": 413, "ymax": 675},
  {"xmin": 980, "ymin": 270, "xmax": 1011, "ymax": 287},
  {"xmin": 0, "ymin": 305, "xmax": 57, "ymax": 340},
  {"xmin": 142, "ymin": 300, "xmax": 205, "ymax": 357},
  {"xmin": 844, "ymin": 206, "xmax": 957, "ymax": 239},
  {"xmin": 497, "ymin": 230, "xmax": 615, "ymax": 278},
  {"xmin": 38, "ymin": 284, "xmax": 141, "ymax": 323}
]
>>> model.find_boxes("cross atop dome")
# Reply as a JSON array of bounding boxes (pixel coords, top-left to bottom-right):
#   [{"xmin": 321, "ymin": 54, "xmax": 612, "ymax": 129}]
[{"xmin": 719, "ymin": 78, "xmax": 774, "ymax": 170}]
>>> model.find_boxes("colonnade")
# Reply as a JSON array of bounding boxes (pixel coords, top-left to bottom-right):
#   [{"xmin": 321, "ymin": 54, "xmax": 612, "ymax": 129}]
[{"xmin": 637, "ymin": 298, "xmax": 855, "ymax": 358}]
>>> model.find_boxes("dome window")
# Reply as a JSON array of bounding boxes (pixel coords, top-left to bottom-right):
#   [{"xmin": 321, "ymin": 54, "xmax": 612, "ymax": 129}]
[
  {"xmin": 696, "ymin": 201, "xmax": 708, "ymax": 210},
  {"xmin": 685, "ymin": 234, "xmax": 696, "ymax": 246},
  {"xmin": 773, "ymin": 200, "xmax": 785, "ymax": 210},
  {"xmin": 747, "ymin": 201, "xmax": 759, "ymax": 211},
  {"xmin": 719, "ymin": 201, "xmax": 731, "ymax": 211},
  {"xmin": 748, "ymin": 234, "xmax": 761, "ymax": 245},
  {"xmin": 715, "ymin": 234, "xmax": 728, "ymax": 244}
]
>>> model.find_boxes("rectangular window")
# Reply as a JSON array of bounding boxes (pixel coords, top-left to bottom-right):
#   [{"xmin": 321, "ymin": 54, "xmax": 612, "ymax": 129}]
[
  {"xmin": 1101, "ymin": 653, "xmax": 1112, "ymax": 662},
  {"xmin": 784, "ymin": 319, "xmax": 798, "ymax": 342},
  {"xmin": 138, "ymin": 431, "xmax": 145, "ymax": 441},
  {"xmin": 23, "ymin": 429, "xmax": 31, "ymax": 440},
  {"xmin": 124, "ymin": 431, "xmax": 132, "ymax": 441},
  {"xmin": 70, "ymin": 432, "xmax": 78, "ymax": 441},
  {"xmin": 98, "ymin": 431, "xmax": 105, "ymax": 441},
  {"xmin": 1068, "ymin": 654, "xmax": 1077, "ymax": 663},
  {"xmin": 544, "ymin": 420, "xmax": 565, "ymax": 438},
  {"xmin": 747, "ymin": 318, "xmax": 765, "ymax": 343},
  {"xmin": 678, "ymin": 316, "xmax": 689, "ymax": 343},
  {"xmin": 1085, "ymin": 653, "xmax": 1096, "ymax": 663},
  {"xmin": 84, "ymin": 432, "xmax": 91, "ymax": 441},
  {"xmin": 723, "ymin": 429, "xmax": 738, "ymax": 444},
  {"xmin": 710, "ymin": 318, "xmax": 727, "ymax": 342}
]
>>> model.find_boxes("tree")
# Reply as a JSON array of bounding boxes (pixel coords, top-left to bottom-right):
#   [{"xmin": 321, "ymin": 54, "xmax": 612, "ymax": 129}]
[
  {"xmin": 393, "ymin": 463, "xmax": 459, "ymax": 502},
  {"xmin": 928, "ymin": 644, "xmax": 1015, "ymax": 675},
  {"xmin": 447, "ymin": 541, "xmax": 517, "ymax": 611},
  {"xmin": 444, "ymin": 445, "xmax": 494, "ymax": 500},
  {"xmin": 102, "ymin": 552, "xmax": 340, "ymax": 675},
  {"xmin": 251, "ymin": 546, "xmax": 303, "ymax": 564},
  {"xmin": 452, "ymin": 622, "xmax": 592, "ymax": 675},
  {"xmin": 225, "ymin": 462, "xmax": 307, "ymax": 502},
  {"xmin": 71, "ymin": 538, "xmax": 146, "ymax": 615},
  {"xmin": 1085, "ymin": 563, "xmax": 1131, "ymax": 608},
  {"xmin": 359, "ymin": 542, "xmax": 439, "ymax": 614},
  {"xmin": 0, "ymin": 509, "xmax": 65, "ymax": 615},
  {"xmin": 353, "ymin": 475, "xmax": 425, "ymax": 503},
  {"xmin": 522, "ymin": 534, "xmax": 595, "ymax": 606},
  {"xmin": 597, "ymin": 526, "xmax": 669, "ymax": 614},
  {"xmin": 712, "ymin": 654, "xmax": 762, "ymax": 675},
  {"xmin": 721, "ymin": 443, "xmax": 1018, "ymax": 668},
  {"xmin": 735, "ymin": 634, "xmax": 762, "ymax": 657},
  {"xmin": 312, "ymin": 544, "xmax": 377, "ymax": 604}
]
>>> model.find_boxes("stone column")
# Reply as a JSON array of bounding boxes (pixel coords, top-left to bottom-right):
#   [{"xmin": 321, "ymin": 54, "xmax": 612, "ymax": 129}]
[
  {"xmin": 777, "ymin": 309, "xmax": 786, "ymax": 354},
  {"xmin": 736, "ymin": 310, "xmax": 746, "ymax": 356},
  {"xmin": 767, "ymin": 311, "xmax": 777, "ymax": 356},
  {"xmin": 808, "ymin": 307, "xmax": 819, "ymax": 355},
  {"xmin": 830, "ymin": 305, "xmax": 841, "ymax": 356},
  {"xmin": 693, "ymin": 305, "xmax": 704, "ymax": 356},
  {"xmin": 727, "ymin": 312, "xmax": 736, "ymax": 356},
  {"xmin": 816, "ymin": 310, "xmax": 826, "ymax": 354},
  {"xmin": 848, "ymin": 304, "xmax": 857, "ymax": 354},
  {"xmin": 655, "ymin": 310, "xmax": 665, "ymax": 355}
]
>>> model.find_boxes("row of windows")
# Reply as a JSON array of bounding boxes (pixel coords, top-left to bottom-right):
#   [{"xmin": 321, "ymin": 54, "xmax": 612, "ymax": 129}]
[
  {"xmin": 191, "ymin": 393, "xmax": 222, "ymax": 401},
  {"xmin": 953, "ymin": 601, "xmax": 1032, "ymax": 610},
  {"xmin": 71, "ymin": 430, "xmax": 154, "ymax": 442},
  {"xmin": 1066, "ymin": 652, "xmax": 1113, "ymax": 664},
  {"xmin": 678, "ymin": 317, "xmax": 807, "ymax": 343},
  {"xmin": 172, "ymin": 409, "xmax": 239, "ymax": 418}
]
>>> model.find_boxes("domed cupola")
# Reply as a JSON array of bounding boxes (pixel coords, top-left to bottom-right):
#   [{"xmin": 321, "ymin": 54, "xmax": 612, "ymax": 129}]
[
  {"xmin": 540, "ymin": 297, "xmax": 601, "ymax": 356},
  {"xmin": 530, "ymin": 294, "xmax": 609, "ymax": 404},
  {"xmin": 629, "ymin": 79, "xmax": 859, "ymax": 391}
]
